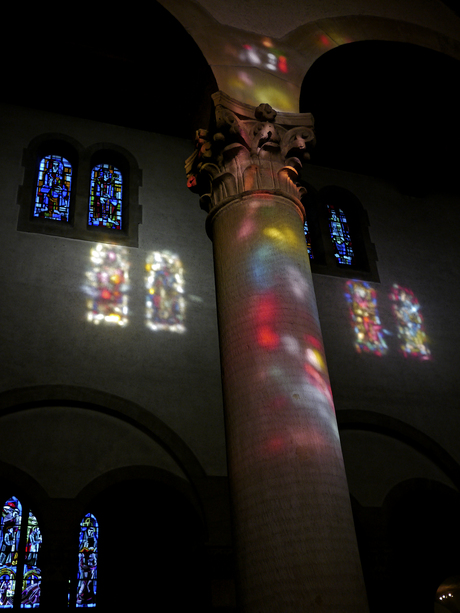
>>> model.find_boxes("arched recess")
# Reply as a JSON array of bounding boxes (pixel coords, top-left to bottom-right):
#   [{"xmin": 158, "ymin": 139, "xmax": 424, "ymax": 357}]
[
  {"xmin": 300, "ymin": 183, "xmax": 379, "ymax": 281},
  {"xmin": 0, "ymin": 385, "xmax": 207, "ymax": 507},
  {"xmin": 300, "ymin": 39, "xmax": 460, "ymax": 194},
  {"xmin": 337, "ymin": 410, "xmax": 460, "ymax": 612},
  {"xmin": 18, "ymin": 135, "xmax": 143, "ymax": 245},
  {"xmin": 337, "ymin": 410, "xmax": 460, "ymax": 492},
  {"xmin": 71, "ymin": 471, "xmax": 208, "ymax": 610},
  {"xmin": 383, "ymin": 479, "xmax": 460, "ymax": 612},
  {"xmin": 3, "ymin": 2, "xmax": 218, "ymax": 140}
]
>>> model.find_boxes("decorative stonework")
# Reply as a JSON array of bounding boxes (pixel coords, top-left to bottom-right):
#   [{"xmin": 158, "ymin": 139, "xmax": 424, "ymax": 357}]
[{"xmin": 185, "ymin": 92, "xmax": 315, "ymax": 212}]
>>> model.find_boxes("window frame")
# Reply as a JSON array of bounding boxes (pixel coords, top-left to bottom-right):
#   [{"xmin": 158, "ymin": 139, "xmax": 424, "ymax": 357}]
[
  {"xmin": 301, "ymin": 183, "xmax": 379, "ymax": 282},
  {"xmin": 0, "ymin": 494, "xmax": 43, "ymax": 610},
  {"xmin": 17, "ymin": 135, "xmax": 142, "ymax": 247}
]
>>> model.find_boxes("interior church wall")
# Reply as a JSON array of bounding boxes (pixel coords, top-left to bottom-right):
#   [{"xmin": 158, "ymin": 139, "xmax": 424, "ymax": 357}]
[
  {"xmin": 302, "ymin": 163, "xmax": 460, "ymax": 504},
  {"xmin": 2, "ymin": 99, "xmax": 459, "ymax": 507},
  {"xmin": 1, "ymin": 95, "xmax": 460, "ymax": 610},
  {"xmin": 0, "ymin": 102, "xmax": 226, "ymax": 488}
]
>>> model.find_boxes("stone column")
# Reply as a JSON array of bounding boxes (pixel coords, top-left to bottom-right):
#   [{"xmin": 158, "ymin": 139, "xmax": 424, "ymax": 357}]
[{"xmin": 186, "ymin": 92, "xmax": 369, "ymax": 613}]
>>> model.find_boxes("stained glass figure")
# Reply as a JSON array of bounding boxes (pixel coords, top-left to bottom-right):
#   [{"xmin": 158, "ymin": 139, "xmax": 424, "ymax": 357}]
[
  {"xmin": 303, "ymin": 220, "xmax": 313, "ymax": 260},
  {"xmin": 21, "ymin": 512, "xmax": 42, "ymax": 608},
  {"xmin": 145, "ymin": 251, "xmax": 186, "ymax": 332},
  {"xmin": 34, "ymin": 154, "xmax": 72, "ymax": 222},
  {"xmin": 327, "ymin": 204, "xmax": 354, "ymax": 265},
  {"xmin": 76, "ymin": 514, "xmax": 98, "ymax": 608},
  {"xmin": 389, "ymin": 284, "xmax": 430, "ymax": 359},
  {"xmin": 345, "ymin": 281, "xmax": 388, "ymax": 355},
  {"xmin": 84, "ymin": 244, "xmax": 130, "ymax": 326},
  {"xmin": 0, "ymin": 497, "xmax": 22, "ymax": 608},
  {"xmin": 88, "ymin": 164, "xmax": 122, "ymax": 230}
]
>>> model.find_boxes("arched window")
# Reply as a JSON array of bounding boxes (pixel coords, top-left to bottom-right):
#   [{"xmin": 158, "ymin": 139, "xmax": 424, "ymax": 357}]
[
  {"xmin": 34, "ymin": 154, "xmax": 73, "ymax": 222},
  {"xmin": 75, "ymin": 513, "xmax": 98, "ymax": 608},
  {"xmin": 0, "ymin": 496, "xmax": 42, "ymax": 609},
  {"xmin": 88, "ymin": 165, "xmax": 123, "ymax": 230},
  {"xmin": 326, "ymin": 203, "xmax": 354, "ymax": 265},
  {"xmin": 18, "ymin": 135, "xmax": 142, "ymax": 246},
  {"xmin": 299, "ymin": 183, "xmax": 379, "ymax": 282}
]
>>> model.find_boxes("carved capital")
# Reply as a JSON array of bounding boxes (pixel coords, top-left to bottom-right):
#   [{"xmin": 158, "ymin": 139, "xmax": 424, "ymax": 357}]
[{"xmin": 185, "ymin": 92, "xmax": 315, "ymax": 212}]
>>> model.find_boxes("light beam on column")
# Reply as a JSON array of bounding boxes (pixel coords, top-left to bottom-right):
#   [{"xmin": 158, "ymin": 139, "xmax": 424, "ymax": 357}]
[{"xmin": 186, "ymin": 92, "xmax": 369, "ymax": 613}]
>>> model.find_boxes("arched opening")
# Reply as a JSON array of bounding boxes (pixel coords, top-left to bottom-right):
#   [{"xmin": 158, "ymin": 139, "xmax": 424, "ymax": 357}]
[
  {"xmin": 300, "ymin": 41, "xmax": 460, "ymax": 196},
  {"xmin": 81, "ymin": 478, "xmax": 208, "ymax": 610}
]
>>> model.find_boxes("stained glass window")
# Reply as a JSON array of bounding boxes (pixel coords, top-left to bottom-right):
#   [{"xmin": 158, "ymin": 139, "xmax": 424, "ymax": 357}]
[
  {"xmin": 34, "ymin": 154, "xmax": 72, "ymax": 222},
  {"xmin": 76, "ymin": 514, "xmax": 98, "ymax": 608},
  {"xmin": 84, "ymin": 244, "xmax": 130, "ymax": 326},
  {"xmin": 88, "ymin": 164, "xmax": 122, "ymax": 230},
  {"xmin": 345, "ymin": 281, "xmax": 388, "ymax": 355},
  {"xmin": 303, "ymin": 220, "xmax": 313, "ymax": 260},
  {"xmin": 0, "ymin": 497, "xmax": 42, "ymax": 609},
  {"xmin": 327, "ymin": 204, "xmax": 354, "ymax": 265},
  {"xmin": 389, "ymin": 284, "xmax": 430, "ymax": 359},
  {"xmin": 145, "ymin": 251, "xmax": 186, "ymax": 332}
]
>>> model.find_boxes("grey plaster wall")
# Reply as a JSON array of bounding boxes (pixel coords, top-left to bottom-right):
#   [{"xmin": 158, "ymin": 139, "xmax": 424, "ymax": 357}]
[
  {"xmin": 1, "ymin": 103, "xmax": 459, "ymax": 508},
  {"xmin": 302, "ymin": 164, "xmax": 460, "ymax": 501},
  {"xmin": 0, "ymin": 104, "xmax": 226, "ymax": 492}
]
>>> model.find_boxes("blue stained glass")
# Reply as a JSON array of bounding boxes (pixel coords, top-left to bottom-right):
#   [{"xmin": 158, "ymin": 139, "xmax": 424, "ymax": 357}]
[
  {"xmin": 88, "ymin": 164, "xmax": 122, "ymax": 230},
  {"xmin": 21, "ymin": 512, "xmax": 42, "ymax": 608},
  {"xmin": 34, "ymin": 155, "xmax": 72, "ymax": 221},
  {"xmin": 0, "ymin": 497, "xmax": 22, "ymax": 608},
  {"xmin": 76, "ymin": 514, "xmax": 98, "ymax": 608},
  {"xmin": 327, "ymin": 204, "xmax": 354, "ymax": 265},
  {"xmin": 303, "ymin": 220, "xmax": 313, "ymax": 260}
]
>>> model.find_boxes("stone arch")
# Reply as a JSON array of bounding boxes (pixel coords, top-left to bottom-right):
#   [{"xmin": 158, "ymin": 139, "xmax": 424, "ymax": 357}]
[
  {"xmin": 288, "ymin": 15, "xmax": 460, "ymax": 76},
  {"xmin": 337, "ymin": 409, "xmax": 460, "ymax": 492},
  {"xmin": 0, "ymin": 385, "xmax": 207, "ymax": 488},
  {"xmin": 383, "ymin": 478, "xmax": 460, "ymax": 612}
]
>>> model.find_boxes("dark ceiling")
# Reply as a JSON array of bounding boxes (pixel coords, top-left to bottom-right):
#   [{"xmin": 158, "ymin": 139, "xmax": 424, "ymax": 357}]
[
  {"xmin": 2, "ymin": 3, "xmax": 217, "ymax": 141},
  {"xmin": 3, "ymin": 5, "xmax": 459, "ymax": 195},
  {"xmin": 300, "ymin": 40, "xmax": 460, "ymax": 195}
]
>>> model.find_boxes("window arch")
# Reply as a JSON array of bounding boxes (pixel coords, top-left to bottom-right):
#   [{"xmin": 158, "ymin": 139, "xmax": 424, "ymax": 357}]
[
  {"xmin": 75, "ymin": 513, "xmax": 98, "ymax": 608},
  {"xmin": 300, "ymin": 184, "xmax": 379, "ymax": 281},
  {"xmin": 88, "ymin": 165, "xmax": 123, "ymax": 230},
  {"xmin": 18, "ymin": 135, "xmax": 142, "ymax": 247},
  {"xmin": 0, "ymin": 496, "xmax": 42, "ymax": 609},
  {"xmin": 326, "ymin": 203, "xmax": 354, "ymax": 265},
  {"xmin": 86, "ymin": 147, "xmax": 132, "ymax": 236},
  {"xmin": 34, "ymin": 154, "xmax": 73, "ymax": 222}
]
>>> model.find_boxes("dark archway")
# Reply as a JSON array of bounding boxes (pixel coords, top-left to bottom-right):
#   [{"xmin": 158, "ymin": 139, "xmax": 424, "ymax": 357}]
[
  {"xmin": 300, "ymin": 40, "xmax": 460, "ymax": 196},
  {"xmin": 82, "ymin": 477, "xmax": 208, "ymax": 611},
  {"xmin": 1, "ymin": 2, "xmax": 218, "ymax": 140}
]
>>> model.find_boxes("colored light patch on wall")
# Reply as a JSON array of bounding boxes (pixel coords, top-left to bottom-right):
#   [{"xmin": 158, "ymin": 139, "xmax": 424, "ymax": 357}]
[
  {"xmin": 145, "ymin": 251, "xmax": 186, "ymax": 332},
  {"xmin": 76, "ymin": 514, "xmax": 98, "ymax": 608},
  {"xmin": 327, "ymin": 204, "xmax": 354, "ymax": 265},
  {"xmin": 345, "ymin": 281, "xmax": 388, "ymax": 355},
  {"xmin": 88, "ymin": 164, "xmax": 122, "ymax": 230},
  {"xmin": 240, "ymin": 41, "xmax": 288, "ymax": 74},
  {"xmin": 390, "ymin": 284, "xmax": 430, "ymax": 359},
  {"xmin": 34, "ymin": 154, "xmax": 72, "ymax": 222},
  {"xmin": 84, "ymin": 244, "xmax": 130, "ymax": 326}
]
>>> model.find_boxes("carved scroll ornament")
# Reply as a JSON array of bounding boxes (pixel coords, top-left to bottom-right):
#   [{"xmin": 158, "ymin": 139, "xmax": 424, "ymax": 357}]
[{"xmin": 185, "ymin": 97, "xmax": 315, "ymax": 212}]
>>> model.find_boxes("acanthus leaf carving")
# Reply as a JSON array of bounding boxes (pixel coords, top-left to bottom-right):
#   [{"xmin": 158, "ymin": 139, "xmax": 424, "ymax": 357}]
[{"xmin": 186, "ymin": 94, "xmax": 315, "ymax": 211}]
